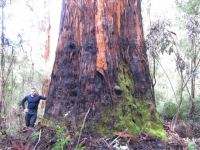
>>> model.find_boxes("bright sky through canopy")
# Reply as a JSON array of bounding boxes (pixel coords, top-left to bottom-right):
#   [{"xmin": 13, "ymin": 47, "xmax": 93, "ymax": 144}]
[{"xmin": 2, "ymin": 0, "xmax": 62, "ymax": 76}]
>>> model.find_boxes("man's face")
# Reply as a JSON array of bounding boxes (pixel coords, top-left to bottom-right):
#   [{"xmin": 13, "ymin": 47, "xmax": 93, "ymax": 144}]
[{"xmin": 31, "ymin": 89, "xmax": 37, "ymax": 96}]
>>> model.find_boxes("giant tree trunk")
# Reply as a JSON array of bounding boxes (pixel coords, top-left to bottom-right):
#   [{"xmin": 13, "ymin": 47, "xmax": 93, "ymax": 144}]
[{"xmin": 45, "ymin": 0, "xmax": 165, "ymax": 139}]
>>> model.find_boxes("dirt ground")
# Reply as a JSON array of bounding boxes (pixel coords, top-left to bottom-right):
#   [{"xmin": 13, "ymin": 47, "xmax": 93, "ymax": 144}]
[{"xmin": 0, "ymin": 121, "xmax": 198, "ymax": 150}]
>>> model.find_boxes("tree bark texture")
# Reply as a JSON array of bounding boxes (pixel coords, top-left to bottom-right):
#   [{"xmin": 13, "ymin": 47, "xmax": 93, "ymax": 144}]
[{"xmin": 45, "ymin": 0, "xmax": 164, "ymax": 138}]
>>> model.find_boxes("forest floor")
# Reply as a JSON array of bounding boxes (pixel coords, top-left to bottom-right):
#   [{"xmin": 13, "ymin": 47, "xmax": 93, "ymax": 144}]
[{"xmin": 0, "ymin": 121, "xmax": 199, "ymax": 150}]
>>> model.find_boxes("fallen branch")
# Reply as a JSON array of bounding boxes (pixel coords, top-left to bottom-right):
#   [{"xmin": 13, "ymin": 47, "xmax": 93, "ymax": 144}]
[
  {"xmin": 108, "ymin": 129, "xmax": 128, "ymax": 147},
  {"xmin": 75, "ymin": 107, "xmax": 91, "ymax": 149},
  {"xmin": 101, "ymin": 138, "xmax": 112, "ymax": 150},
  {"xmin": 33, "ymin": 129, "xmax": 42, "ymax": 150}
]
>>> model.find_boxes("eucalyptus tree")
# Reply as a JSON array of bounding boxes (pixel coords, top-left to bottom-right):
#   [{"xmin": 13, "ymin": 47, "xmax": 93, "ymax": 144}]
[
  {"xmin": 45, "ymin": 0, "xmax": 166, "ymax": 146},
  {"xmin": 176, "ymin": 0, "xmax": 200, "ymax": 117}
]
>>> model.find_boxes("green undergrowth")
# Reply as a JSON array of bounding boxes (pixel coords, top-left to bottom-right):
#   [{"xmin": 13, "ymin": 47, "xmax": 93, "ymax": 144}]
[
  {"xmin": 41, "ymin": 118, "xmax": 68, "ymax": 150},
  {"xmin": 52, "ymin": 125, "xmax": 68, "ymax": 150},
  {"xmin": 92, "ymin": 64, "xmax": 166, "ymax": 140}
]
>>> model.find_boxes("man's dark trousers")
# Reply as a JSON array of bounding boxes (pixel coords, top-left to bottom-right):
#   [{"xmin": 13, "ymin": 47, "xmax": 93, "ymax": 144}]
[{"xmin": 25, "ymin": 111, "xmax": 37, "ymax": 127}]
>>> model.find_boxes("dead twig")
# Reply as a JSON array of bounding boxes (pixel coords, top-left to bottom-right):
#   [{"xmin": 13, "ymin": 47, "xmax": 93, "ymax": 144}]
[
  {"xmin": 108, "ymin": 129, "xmax": 128, "ymax": 147},
  {"xmin": 75, "ymin": 107, "xmax": 91, "ymax": 149},
  {"xmin": 156, "ymin": 58, "xmax": 178, "ymax": 104},
  {"xmin": 33, "ymin": 129, "xmax": 42, "ymax": 150},
  {"xmin": 101, "ymin": 138, "xmax": 112, "ymax": 150}
]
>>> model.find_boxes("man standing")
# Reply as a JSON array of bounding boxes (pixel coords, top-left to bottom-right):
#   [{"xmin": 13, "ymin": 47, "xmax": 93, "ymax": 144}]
[{"xmin": 20, "ymin": 87, "xmax": 47, "ymax": 127}]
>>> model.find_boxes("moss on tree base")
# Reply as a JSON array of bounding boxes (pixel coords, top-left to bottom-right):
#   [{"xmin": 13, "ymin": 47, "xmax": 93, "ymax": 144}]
[{"xmin": 90, "ymin": 65, "xmax": 166, "ymax": 140}]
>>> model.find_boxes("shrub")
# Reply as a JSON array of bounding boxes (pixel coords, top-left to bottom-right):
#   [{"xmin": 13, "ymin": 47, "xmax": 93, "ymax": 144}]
[
  {"xmin": 162, "ymin": 101, "xmax": 177, "ymax": 120},
  {"xmin": 52, "ymin": 125, "xmax": 68, "ymax": 150},
  {"xmin": 162, "ymin": 100, "xmax": 189, "ymax": 120}
]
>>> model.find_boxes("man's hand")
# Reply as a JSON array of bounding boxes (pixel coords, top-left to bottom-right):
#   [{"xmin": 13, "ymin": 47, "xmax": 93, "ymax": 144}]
[{"xmin": 24, "ymin": 108, "xmax": 28, "ymax": 113}]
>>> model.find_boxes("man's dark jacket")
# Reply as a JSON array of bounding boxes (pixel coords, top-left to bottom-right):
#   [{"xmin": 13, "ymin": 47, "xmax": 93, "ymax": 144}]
[{"xmin": 20, "ymin": 95, "xmax": 47, "ymax": 112}]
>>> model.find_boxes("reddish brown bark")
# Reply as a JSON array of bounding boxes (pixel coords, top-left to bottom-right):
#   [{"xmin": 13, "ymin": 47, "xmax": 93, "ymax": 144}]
[
  {"xmin": 38, "ymin": 79, "xmax": 50, "ymax": 109},
  {"xmin": 45, "ymin": 0, "xmax": 153, "ymax": 135},
  {"xmin": 43, "ymin": 24, "xmax": 51, "ymax": 61}
]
